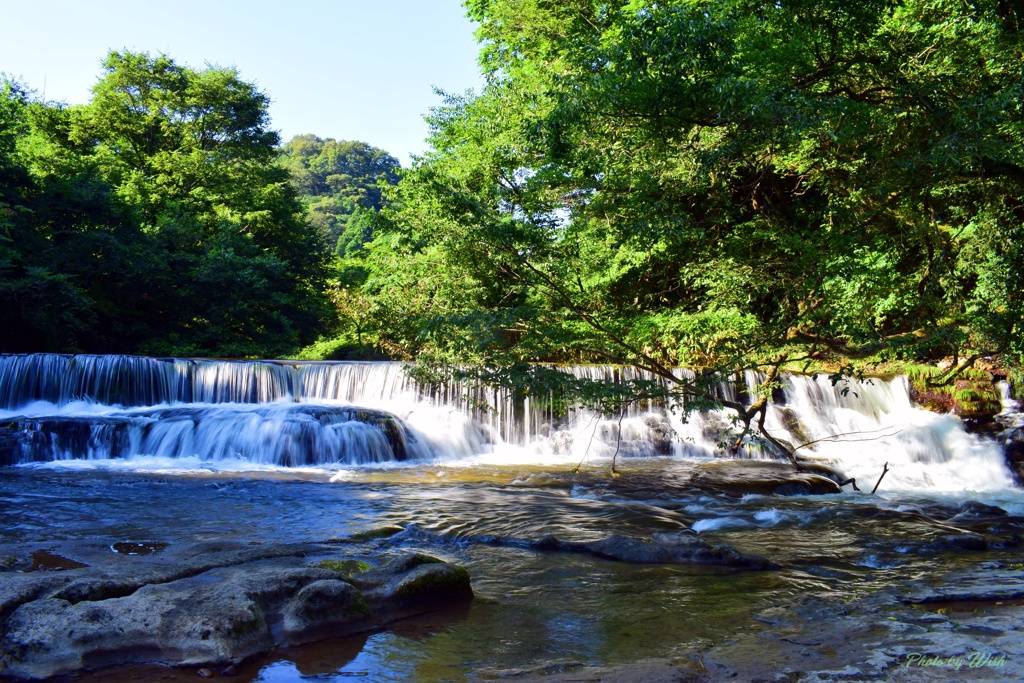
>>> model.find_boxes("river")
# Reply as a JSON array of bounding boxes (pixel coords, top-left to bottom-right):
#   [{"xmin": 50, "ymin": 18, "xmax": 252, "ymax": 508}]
[{"xmin": 1, "ymin": 355, "xmax": 1022, "ymax": 681}]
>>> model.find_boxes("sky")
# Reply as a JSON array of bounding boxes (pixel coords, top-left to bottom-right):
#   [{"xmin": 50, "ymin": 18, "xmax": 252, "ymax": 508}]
[{"xmin": 0, "ymin": 0, "xmax": 484, "ymax": 166}]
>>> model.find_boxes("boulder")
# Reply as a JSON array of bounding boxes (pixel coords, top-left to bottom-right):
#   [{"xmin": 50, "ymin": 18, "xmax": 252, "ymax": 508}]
[
  {"xmin": 689, "ymin": 460, "xmax": 843, "ymax": 496},
  {"xmin": 530, "ymin": 532, "xmax": 777, "ymax": 570},
  {"xmin": 0, "ymin": 546, "xmax": 472, "ymax": 680},
  {"xmin": 1000, "ymin": 427, "xmax": 1024, "ymax": 486},
  {"xmin": 281, "ymin": 579, "xmax": 369, "ymax": 643}
]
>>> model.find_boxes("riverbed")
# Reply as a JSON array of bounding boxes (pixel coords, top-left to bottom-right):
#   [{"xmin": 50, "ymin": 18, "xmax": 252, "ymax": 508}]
[{"xmin": 3, "ymin": 458, "xmax": 1023, "ymax": 682}]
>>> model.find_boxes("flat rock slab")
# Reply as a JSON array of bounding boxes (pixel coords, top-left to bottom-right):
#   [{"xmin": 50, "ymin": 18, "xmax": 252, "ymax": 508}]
[
  {"xmin": 902, "ymin": 566, "xmax": 1024, "ymax": 605},
  {"xmin": 0, "ymin": 544, "xmax": 471, "ymax": 680},
  {"xmin": 532, "ymin": 532, "xmax": 778, "ymax": 570}
]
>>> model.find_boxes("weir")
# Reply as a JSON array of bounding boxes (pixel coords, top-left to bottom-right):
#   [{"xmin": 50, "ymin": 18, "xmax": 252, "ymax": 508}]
[{"xmin": 0, "ymin": 353, "xmax": 1016, "ymax": 491}]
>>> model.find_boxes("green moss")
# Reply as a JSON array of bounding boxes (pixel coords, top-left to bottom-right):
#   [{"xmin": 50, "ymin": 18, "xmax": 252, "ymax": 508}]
[
  {"xmin": 954, "ymin": 389, "xmax": 994, "ymax": 403},
  {"xmin": 352, "ymin": 592, "xmax": 371, "ymax": 616},
  {"xmin": 229, "ymin": 606, "xmax": 266, "ymax": 637},
  {"xmin": 316, "ymin": 559, "xmax": 372, "ymax": 578}
]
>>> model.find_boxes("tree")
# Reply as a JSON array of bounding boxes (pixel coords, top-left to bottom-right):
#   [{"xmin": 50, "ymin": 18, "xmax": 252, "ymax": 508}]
[
  {"xmin": 2, "ymin": 52, "xmax": 333, "ymax": 357},
  {"xmin": 0, "ymin": 77, "xmax": 121, "ymax": 352},
  {"xmin": 367, "ymin": 0, "xmax": 1024, "ymax": 461},
  {"xmin": 280, "ymin": 135, "xmax": 400, "ymax": 255}
]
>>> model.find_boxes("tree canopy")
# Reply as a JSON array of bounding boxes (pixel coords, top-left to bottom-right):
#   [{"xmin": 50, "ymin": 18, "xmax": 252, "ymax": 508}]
[
  {"xmin": 1, "ymin": 51, "xmax": 332, "ymax": 357},
  {"xmin": 351, "ymin": 0, "xmax": 1024, "ymax": 442}
]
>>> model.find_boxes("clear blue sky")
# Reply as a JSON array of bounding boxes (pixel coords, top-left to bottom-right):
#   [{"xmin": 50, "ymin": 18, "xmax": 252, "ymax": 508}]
[{"xmin": 0, "ymin": 1, "xmax": 484, "ymax": 166}]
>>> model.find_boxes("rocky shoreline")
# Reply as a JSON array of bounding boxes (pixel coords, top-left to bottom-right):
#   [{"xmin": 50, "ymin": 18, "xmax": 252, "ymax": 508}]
[
  {"xmin": 0, "ymin": 537, "xmax": 472, "ymax": 680},
  {"xmin": 3, "ymin": 522, "xmax": 1024, "ymax": 682}
]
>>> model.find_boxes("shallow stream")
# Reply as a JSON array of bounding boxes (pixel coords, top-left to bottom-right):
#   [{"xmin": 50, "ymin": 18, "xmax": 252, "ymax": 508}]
[
  {"xmin": 3, "ymin": 459, "xmax": 1023, "ymax": 682},
  {"xmin": 2, "ymin": 355, "xmax": 1023, "ymax": 681}
]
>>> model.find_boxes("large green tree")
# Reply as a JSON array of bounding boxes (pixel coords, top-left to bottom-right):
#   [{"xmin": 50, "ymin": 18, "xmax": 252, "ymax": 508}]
[
  {"xmin": 1, "ymin": 52, "xmax": 332, "ymax": 356},
  {"xmin": 365, "ymin": 0, "xmax": 1024, "ymax": 452}
]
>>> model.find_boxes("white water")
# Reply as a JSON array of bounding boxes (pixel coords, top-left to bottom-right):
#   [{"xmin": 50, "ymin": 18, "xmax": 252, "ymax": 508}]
[{"xmin": 0, "ymin": 354, "xmax": 1016, "ymax": 492}]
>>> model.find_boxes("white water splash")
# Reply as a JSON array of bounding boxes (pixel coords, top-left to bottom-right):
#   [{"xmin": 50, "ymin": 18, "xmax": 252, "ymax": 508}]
[{"xmin": 0, "ymin": 354, "xmax": 1016, "ymax": 493}]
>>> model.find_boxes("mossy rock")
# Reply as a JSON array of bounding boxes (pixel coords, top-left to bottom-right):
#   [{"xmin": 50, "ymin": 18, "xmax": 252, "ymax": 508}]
[
  {"xmin": 315, "ymin": 559, "xmax": 372, "ymax": 579},
  {"xmin": 953, "ymin": 379, "xmax": 1001, "ymax": 421},
  {"xmin": 390, "ymin": 563, "xmax": 472, "ymax": 601},
  {"xmin": 281, "ymin": 579, "xmax": 370, "ymax": 641},
  {"xmin": 905, "ymin": 365, "xmax": 1000, "ymax": 422}
]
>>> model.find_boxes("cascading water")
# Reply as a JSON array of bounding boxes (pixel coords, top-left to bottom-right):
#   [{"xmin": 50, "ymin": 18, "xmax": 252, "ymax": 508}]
[{"xmin": 0, "ymin": 353, "xmax": 1015, "ymax": 492}]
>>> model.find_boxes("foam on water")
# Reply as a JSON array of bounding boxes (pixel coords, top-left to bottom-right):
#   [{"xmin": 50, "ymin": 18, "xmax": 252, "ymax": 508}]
[
  {"xmin": 0, "ymin": 354, "xmax": 1019, "ymax": 495},
  {"xmin": 692, "ymin": 517, "xmax": 752, "ymax": 533}
]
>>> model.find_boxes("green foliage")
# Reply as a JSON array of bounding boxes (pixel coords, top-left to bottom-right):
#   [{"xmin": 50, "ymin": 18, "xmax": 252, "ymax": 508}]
[
  {"xmin": 356, "ymin": 0, "xmax": 1024, "ymax": 409},
  {"xmin": 279, "ymin": 135, "xmax": 400, "ymax": 255},
  {"xmin": 1, "ymin": 52, "xmax": 332, "ymax": 356}
]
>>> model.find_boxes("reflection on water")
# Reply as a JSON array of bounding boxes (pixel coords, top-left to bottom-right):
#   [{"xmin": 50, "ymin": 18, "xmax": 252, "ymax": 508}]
[{"xmin": 2, "ymin": 460, "xmax": 1022, "ymax": 682}]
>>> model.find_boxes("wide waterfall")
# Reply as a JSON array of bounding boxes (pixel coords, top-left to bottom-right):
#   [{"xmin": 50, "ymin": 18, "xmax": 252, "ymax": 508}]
[{"xmin": 0, "ymin": 354, "xmax": 1015, "ymax": 491}]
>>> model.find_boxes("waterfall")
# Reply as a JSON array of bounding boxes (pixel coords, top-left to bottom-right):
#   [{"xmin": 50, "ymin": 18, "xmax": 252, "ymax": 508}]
[
  {"xmin": 762, "ymin": 374, "xmax": 1014, "ymax": 492},
  {"xmin": 0, "ymin": 354, "xmax": 1015, "ymax": 491}
]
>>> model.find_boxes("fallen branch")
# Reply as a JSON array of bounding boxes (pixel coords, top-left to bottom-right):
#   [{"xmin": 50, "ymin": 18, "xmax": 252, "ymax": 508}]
[
  {"xmin": 838, "ymin": 477, "xmax": 861, "ymax": 492},
  {"xmin": 870, "ymin": 462, "xmax": 890, "ymax": 494},
  {"xmin": 791, "ymin": 427, "xmax": 904, "ymax": 454},
  {"xmin": 610, "ymin": 409, "xmax": 626, "ymax": 476}
]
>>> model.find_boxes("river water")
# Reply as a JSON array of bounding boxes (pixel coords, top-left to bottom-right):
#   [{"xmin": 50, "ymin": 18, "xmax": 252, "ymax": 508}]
[{"xmin": 1, "ymin": 355, "xmax": 1023, "ymax": 681}]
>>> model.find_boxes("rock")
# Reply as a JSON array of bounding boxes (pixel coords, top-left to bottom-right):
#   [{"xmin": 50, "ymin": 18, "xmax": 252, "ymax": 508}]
[
  {"xmin": 936, "ymin": 534, "xmax": 988, "ymax": 552},
  {"xmin": 953, "ymin": 378, "xmax": 1002, "ymax": 431},
  {"xmin": 349, "ymin": 553, "xmax": 473, "ymax": 616},
  {"xmin": 689, "ymin": 460, "xmax": 843, "ymax": 496},
  {"xmin": 0, "ymin": 422, "xmax": 21, "ymax": 467},
  {"xmin": 902, "ymin": 566, "xmax": 1024, "ymax": 604},
  {"xmin": 528, "ymin": 532, "xmax": 777, "ymax": 570},
  {"xmin": 0, "ymin": 547, "xmax": 472, "ymax": 680},
  {"xmin": 1000, "ymin": 428, "xmax": 1024, "ymax": 486},
  {"xmin": 337, "ymin": 526, "xmax": 406, "ymax": 543},
  {"xmin": 641, "ymin": 414, "xmax": 673, "ymax": 455},
  {"xmin": 281, "ymin": 580, "xmax": 369, "ymax": 643},
  {"xmin": 952, "ymin": 500, "xmax": 1009, "ymax": 520},
  {"xmin": 368, "ymin": 562, "xmax": 473, "ymax": 606}
]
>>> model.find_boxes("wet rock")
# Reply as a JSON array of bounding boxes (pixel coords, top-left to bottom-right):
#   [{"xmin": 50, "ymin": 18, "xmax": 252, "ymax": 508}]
[
  {"xmin": 952, "ymin": 500, "xmax": 1009, "ymax": 520},
  {"xmin": 529, "ymin": 532, "xmax": 777, "ymax": 570},
  {"xmin": 336, "ymin": 525, "xmax": 406, "ymax": 543},
  {"xmin": 641, "ymin": 414, "xmax": 673, "ymax": 455},
  {"xmin": 902, "ymin": 567, "xmax": 1024, "ymax": 604},
  {"xmin": 689, "ymin": 460, "xmax": 843, "ymax": 496},
  {"xmin": 777, "ymin": 407, "xmax": 810, "ymax": 449},
  {"xmin": 999, "ymin": 427, "xmax": 1024, "ymax": 486},
  {"xmin": 0, "ymin": 547, "xmax": 472, "ymax": 680},
  {"xmin": 934, "ymin": 534, "xmax": 988, "ymax": 552},
  {"xmin": 0, "ymin": 422, "xmax": 20, "ymax": 466},
  {"xmin": 281, "ymin": 579, "xmax": 369, "ymax": 643},
  {"xmin": 367, "ymin": 562, "xmax": 473, "ymax": 606}
]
